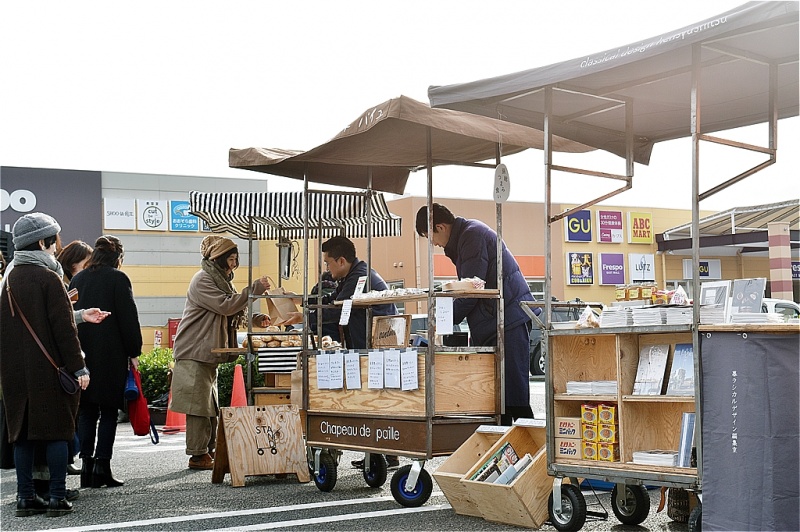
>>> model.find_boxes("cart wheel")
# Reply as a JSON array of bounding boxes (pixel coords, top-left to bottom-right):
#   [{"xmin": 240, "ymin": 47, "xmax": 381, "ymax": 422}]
[
  {"xmin": 312, "ymin": 452, "xmax": 337, "ymax": 492},
  {"xmin": 547, "ymin": 483, "xmax": 587, "ymax": 531},
  {"xmin": 688, "ymin": 504, "xmax": 702, "ymax": 532},
  {"xmin": 390, "ymin": 465, "xmax": 432, "ymax": 507},
  {"xmin": 362, "ymin": 454, "xmax": 388, "ymax": 488},
  {"xmin": 611, "ymin": 484, "xmax": 650, "ymax": 525}
]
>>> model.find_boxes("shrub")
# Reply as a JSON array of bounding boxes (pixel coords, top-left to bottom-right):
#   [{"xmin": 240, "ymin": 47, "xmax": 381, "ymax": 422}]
[{"xmin": 138, "ymin": 347, "xmax": 173, "ymax": 402}]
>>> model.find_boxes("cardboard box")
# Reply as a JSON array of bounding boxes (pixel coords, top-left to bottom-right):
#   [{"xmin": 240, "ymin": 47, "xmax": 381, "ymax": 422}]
[
  {"xmin": 598, "ymin": 423, "xmax": 618, "ymax": 443},
  {"xmin": 581, "ymin": 423, "xmax": 599, "ymax": 442},
  {"xmin": 581, "ymin": 403, "xmax": 598, "ymax": 424},
  {"xmin": 555, "ymin": 437, "xmax": 581, "ymax": 459},
  {"xmin": 598, "ymin": 442, "xmax": 620, "ymax": 462},
  {"xmin": 598, "ymin": 403, "xmax": 617, "ymax": 424},
  {"xmin": 555, "ymin": 417, "xmax": 581, "ymax": 439},
  {"xmin": 582, "ymin": 441, "xmax": 598, "ymax": 460}
]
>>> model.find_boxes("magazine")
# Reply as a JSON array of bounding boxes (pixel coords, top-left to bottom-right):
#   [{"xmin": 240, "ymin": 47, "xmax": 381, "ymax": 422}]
[
  {"xmin": 730, "ymin": 278, "xmax": 766, "ymax": 315},
  {"xmin": 665, "ymin": 343, "xmax": 694, "ymax": 396},
  {"xmin": 632, "ymin": 344, "xmax": 669, "ymax": 395},
  {"xmin": 677, "ymin": 412, "xmax": 696, "ymax": 467}
]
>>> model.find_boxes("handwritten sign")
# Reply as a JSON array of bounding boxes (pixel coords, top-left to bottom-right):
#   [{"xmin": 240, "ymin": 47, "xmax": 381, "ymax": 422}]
[
  {"xmin": 401, "ymin": 349, "xmax": 419, "ymax": 391},
  {"xmin": 328, "ymin": 351, "xmax": 344, "ymax": 390},
  {"xmin": 316, "ymin": 353, "xmax": 330, "ymax": 390},
  {"xmin": 436, "ymin": 298, "xmax": 453, "ymax": 335},
  {"xmin": 339, "ymin": 299, "xmax": 353, "ymax": 326},
  {"xmin": 384, "ymin": 349, "xmax": 401, "ymax": 389},
  {"xmin": 354, "ymin": 275, "xmax": 368, "ymax": 295},
  {"xmin": 368, "ymin": 351, "xmax": 384, "ymax": 389},
  {"xmin": 371, "ymin": 315, "xmax": 410, "ymax": 348},
  {"xmin": 344, "ymin": 351, "xmax": 362, "ymax": 390}
]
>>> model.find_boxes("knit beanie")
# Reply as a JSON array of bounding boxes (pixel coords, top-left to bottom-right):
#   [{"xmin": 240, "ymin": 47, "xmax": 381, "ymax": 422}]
[
  {"xmin": 12, "ymin": 212, "xmax": 61, "ymax": 249},
  {"xmin": 200, "ymin": 235, "xmax": 237, "ymax": 260}
]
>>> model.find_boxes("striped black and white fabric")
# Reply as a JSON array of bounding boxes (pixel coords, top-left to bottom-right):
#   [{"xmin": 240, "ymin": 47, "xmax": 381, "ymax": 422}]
[
  {"xmin": 189, "ymin": 191, "xmax": 402, "ymax": 240},
  {"xmin": 257, "ymin": 350, "xmax": 300, "ymax": 373}
]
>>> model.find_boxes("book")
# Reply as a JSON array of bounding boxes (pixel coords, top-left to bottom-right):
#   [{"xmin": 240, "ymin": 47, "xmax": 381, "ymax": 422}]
[
  {"xmin": 494, "ymin": 452, "xmax": 534, "ymax": 485},
  {"xmin": 677, "ymin": 412, "xmax": 696, "ymax": 468},
  {"xmin": 470, "ymin": 442, "xmax": 518, "ymax": 481},
  {"xmin": 632, "ymin": 344, "xmax": 669, "ymax": 395},
  {"xmin": 730, "ymin": 277, "xmax": 766, "ymax": 316},
  {"xmin": 632, "ymin": 449, "xmax": 678, "ymax": 466},
  {"xmin": 666, "ymin": 343, "xmax": 694, "ymax": 396}
]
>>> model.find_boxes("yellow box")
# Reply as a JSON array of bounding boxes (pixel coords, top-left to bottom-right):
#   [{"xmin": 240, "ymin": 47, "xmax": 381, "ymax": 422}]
[
  {"xmin": 555, "ymin": 438, "xmax": 581, "ymax": 459},
  {"xmin": 597, "ymin": 442, "xmax": 620, "ymax": 462},
  {"xmin": 581, "ymin": 423, "xmax": 598, "ymax": 442},
  {"xmin": 581, "ymin": 441, "xmax": 598, "ymax": 460},
  {"xmin": 597, "ymin": 403, "xmax": 617, "ymax": 424},
  {"xmin": 555, "ymin": 417, "xmax": 581, "ymax": 439},
  {"xmin": 581, "ymin": 403, "xmax": 598, "ymax": 424},
  {"xmin": 598, "ymin": 423, "xmax": 618, "ymax": 443}
]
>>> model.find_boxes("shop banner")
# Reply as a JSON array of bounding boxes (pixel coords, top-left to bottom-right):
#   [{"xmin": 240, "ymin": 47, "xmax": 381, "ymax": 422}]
[
  {"xmin": 628, "ymin": 211, "xmax": 653, "ymax": 244},
  {"xmin": 104, "ymin": 198, "xmax": 136, "ymax": 230},
  {"xmin": 137, "ymin": 200, "xmax": 167, "ymax": 231},
  {"xmin": 599, "ymin": 253, "xmax": 625, "ymax": 285},
  {"xmin": 597, "ymin": 210, "xmax": 623, "ymax": 243},
  {"xmin": 629, "ymin": 253, "xmax": 655, "ymax": 282},
  {"xmin": 169, "ymin": 200, "xmax": 199, "ymax": 231},
  {"xmin": 682, "ymin": 258, "xmax": 722, "ymax": 279},
  {"xmin": 567, "ymin": 252, "xmax": 594, "ymax": 285},
  {"xmin": 565, "ymin": 209, "xmax": 592, "ymax": 242}
]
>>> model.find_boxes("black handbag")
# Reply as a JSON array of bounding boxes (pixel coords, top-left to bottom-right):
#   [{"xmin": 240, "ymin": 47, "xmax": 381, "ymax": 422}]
[{"xmin": 6, "ymin": 284, "xmax": 82, "ymax": 395}]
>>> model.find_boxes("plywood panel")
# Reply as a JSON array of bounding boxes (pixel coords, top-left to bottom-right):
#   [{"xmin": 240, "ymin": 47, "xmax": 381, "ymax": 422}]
[{"xmin": 434, "ymin": 354, "xmax": 495, "ymax": 414}]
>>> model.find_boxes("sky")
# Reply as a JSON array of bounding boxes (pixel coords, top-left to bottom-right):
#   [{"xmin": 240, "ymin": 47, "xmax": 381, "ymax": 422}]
[{"xmin": 1, "ymin": 0, "xmax": 798, "ymax": 211}]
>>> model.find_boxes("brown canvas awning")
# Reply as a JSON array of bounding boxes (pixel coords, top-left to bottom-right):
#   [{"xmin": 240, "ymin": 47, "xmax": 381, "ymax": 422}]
[{"xmin": 229, "ymin": 95, "xmax": 593, "ymax": 194}]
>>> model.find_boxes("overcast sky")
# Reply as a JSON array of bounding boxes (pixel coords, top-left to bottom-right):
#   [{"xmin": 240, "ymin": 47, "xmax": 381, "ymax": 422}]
[{"xmin": 1, "ymin": 0, "xmax": 797, "ymax": 211}]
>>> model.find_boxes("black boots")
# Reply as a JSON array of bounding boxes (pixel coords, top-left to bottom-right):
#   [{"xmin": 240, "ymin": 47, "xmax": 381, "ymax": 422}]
[
  {"xmin": 47, "ymin": 498, "xmax": 73, "ymax": 517},
  {"xmin": 16, "ymin": 494, "xmax": 48, "ymax": 517},
  {"xmin": 80, "ymin": 457, "xmax": 94, "ymax": 488},
  {"xmin": 91, "ymin": 458, "xmax": 124, "ymax": 488}
]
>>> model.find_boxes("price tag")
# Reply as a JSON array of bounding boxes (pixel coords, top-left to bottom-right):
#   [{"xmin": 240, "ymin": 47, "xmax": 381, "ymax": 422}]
[
  {"xmin": 494, "ymin": 163, "xmax": 510, "ymax": 203},
  {"xmin": 354, "ymin": 275, "xmax": 368, "ymax": 295},
  {"xmin": 339, "ymin": 299, "xmax": 353, "ymax": 325}
]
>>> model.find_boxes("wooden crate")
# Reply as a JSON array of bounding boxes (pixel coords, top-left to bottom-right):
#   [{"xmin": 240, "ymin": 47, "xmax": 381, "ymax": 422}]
[
  {"xmin": 460, "ymin": 425, "xmax": 550, "ymax": 529},
  {"xmin": 432, "ymin": 428, "xmax": 506, "ymax": 517},
  {"xmin": 253, "ymin": 389, "xmax": 291, "ymax": 406},
  {"xmin": 263, "ymin": 373, "xmax": 293, "ymax": 388}
]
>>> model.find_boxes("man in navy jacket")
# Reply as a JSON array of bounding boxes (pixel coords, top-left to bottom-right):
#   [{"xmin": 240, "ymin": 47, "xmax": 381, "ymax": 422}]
[{"xmin": 416, "ymin": 203, "xmax": 534, "ymax": 425}]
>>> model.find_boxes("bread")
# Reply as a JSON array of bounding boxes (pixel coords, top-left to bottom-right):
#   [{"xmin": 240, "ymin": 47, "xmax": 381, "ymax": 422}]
[
  {"xmin": 266, "ymin": 325, "xmax": 281, "ymax": 333},
  {"xmin": 266, "ymin": 340, "xmax": 281, "ymax": 348}
]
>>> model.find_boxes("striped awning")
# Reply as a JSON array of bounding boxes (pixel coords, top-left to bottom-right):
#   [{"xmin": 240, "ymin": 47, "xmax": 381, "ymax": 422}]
[{"xmin": 189, "ymin": 191, "xmax": 402, "ymax": 240}]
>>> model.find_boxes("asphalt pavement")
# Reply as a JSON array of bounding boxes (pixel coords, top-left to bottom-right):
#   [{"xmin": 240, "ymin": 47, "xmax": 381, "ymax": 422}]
[{"xmin": 0, "ymin": 380, "xmax": 684, "ymax": 531}]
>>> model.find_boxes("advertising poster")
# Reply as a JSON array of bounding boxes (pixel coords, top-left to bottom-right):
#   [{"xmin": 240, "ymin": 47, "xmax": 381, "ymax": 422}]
[
  {"xmin": 169, "ymin": 200, "xmax": 199, "ymax": 231},
  {"xmin": 104, "ymin": 198, "xmax": 136, "ymax": 230},
  {"xmin": 567, "ymin": 252, "xmax": 594, "ymax": 285},
  {"xmin": 629, "ymin": 253, "xmax": 656, "ymax": 282},
  {"xmin": 628, "ymin": 211, "xmax": 653, "ymax": 244},
  {"xmin": 597, "ymin": 210, "xmax": 623, "ymax": 243},
  {"xmin": 137, "ymin": 200, "xmax": 167, "ymax": 231},
  {"xmin": 599, "ymin": 253, "xmax": 625, "ymax": 285},
  {"xmin": 565, "ymin": 209, "xmax": 592, "ymax": 242}
]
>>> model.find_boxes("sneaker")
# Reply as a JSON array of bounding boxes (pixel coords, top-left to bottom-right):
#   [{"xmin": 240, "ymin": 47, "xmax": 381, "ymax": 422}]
[
  {"xmin": 46, "ymin": 498, "xmax": 73, "ymax": 517},
  {"xmin": 386, "ymin": 456, "xmax": 400, "ymax": 469},
  {"xmin": 16, "ymin": 495, "xmax": 48, "ymax": 517},
  {"xmin": 188, "ymin": 453, "xmax": 214, "ymax": 470}
]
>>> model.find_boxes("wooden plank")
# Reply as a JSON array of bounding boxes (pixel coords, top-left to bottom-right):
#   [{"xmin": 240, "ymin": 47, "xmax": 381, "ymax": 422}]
[
  {"xmin": 306, "ymin": 414, "xmax": 429, "ymax": 455},
  {"xmin": 434, "ymin": 354, "xmax": 495, "ymax": 415}
]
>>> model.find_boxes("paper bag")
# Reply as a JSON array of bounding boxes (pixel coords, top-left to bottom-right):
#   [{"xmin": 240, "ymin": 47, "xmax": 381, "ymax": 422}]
[{"xmin": 265, "ymin": 276, "xmax": 300, "ymax": 325}]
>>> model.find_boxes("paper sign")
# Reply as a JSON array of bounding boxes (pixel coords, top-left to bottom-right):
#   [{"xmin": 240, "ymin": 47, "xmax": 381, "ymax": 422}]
[
  {"xmin": 354, "ymin": 275, "xmax": 368, "ymax": 295},
  {"xmin": 339, "ymin": 299, "xmax": 353, "ymax": 325},
  {"xmin": 401, "ymin": 349, "xmax": 419, "ymax": 391},
  {"xmin": 384, "ymin": 349, "xmax": 401, "ymax": 389},
  {"xmin": 345, "ymin": 351, "xmax": 362, "ymax": 390},
  {"xmin": 436, "ymin": 297, "xmax": 453, "ymax": 335},
  {"xmin": 316, "ymin": 352, "xmax": 330, "ymax": 390},
  {"xmin": 493, "ymin": 163, "xmax": 510, "ymax": 203},
  {"xmin": 368, "ymin": 351, "xmax": 384, "ymax": 389},
  {"xmin": 328, "ymin": 351, "xmax": 344, "ymax": 390}
]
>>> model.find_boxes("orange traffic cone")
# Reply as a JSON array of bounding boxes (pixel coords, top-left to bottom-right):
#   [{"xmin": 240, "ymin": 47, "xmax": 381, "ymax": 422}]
[
  {"xmin": 230, "ymin": 364, "xmax": 247, "ymax": 407},
  {"xmin": 162, "ymin": 389, "xmax": 186, "ymax": 434}
]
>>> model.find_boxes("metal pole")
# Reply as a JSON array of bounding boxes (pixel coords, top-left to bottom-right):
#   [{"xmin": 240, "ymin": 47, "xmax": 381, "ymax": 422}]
[{"xmin": 690, "ymin": 43, "xmax": 703, "ymax": 489}]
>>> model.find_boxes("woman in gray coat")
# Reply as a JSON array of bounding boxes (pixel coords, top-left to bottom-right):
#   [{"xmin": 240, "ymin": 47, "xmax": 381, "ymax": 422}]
[{"xmin": 170, "ymin": 236, "xmax": 270, "ymax": 470}]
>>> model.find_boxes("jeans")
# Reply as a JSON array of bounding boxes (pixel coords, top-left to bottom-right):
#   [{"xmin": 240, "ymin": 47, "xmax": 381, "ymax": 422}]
[
  {"xmin": 15, "ymin": 438, "xmax": 68, "ymax": 500},
  {"xmin": 77, "ymin": 402, "xmax": 118, "ymax": 460}
]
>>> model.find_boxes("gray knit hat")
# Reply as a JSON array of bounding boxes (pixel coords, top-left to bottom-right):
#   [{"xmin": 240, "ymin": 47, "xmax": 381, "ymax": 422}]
[{"xmin": 12, "ymin": 212, "xmax": 61, "ymax": 249}]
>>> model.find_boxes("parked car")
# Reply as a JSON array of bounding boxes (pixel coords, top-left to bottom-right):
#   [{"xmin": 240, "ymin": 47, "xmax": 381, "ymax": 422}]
[
  {"xmin": 529, "ymin": 300, "xmax": 601, "ymax": 376},
  {"xmin": 761, "ymin": 297, "xmax": 800, "ymax": 320}
]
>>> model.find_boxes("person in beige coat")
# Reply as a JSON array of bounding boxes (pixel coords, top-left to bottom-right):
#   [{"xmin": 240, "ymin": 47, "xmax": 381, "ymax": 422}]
[{"xmin": 169, "ymin": 236, "xmax": 270, "ymax": 470}]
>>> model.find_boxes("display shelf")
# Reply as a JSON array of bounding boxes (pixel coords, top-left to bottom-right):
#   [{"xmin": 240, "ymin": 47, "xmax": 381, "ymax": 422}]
[
  {"xmin": 554, "ymin": 394, "xmax": 617, "ymax": 402},
  {"xmin": 622, "ymin": 395, "xmax": 694, "ymax": 403},
  {"xmin": 344, "ymin": 289, "xmax": 500, "ymax": 307}
]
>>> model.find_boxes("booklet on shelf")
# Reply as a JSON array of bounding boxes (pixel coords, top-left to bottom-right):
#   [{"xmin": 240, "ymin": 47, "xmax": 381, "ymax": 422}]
[
  {"xmin": 632, "ymin": 449, "xmax": 678, "ymax": 466},
  {"xmin": 677, "ymin": 412, "xmax": 696, "ymax": 467},
  {"xmin": 665, "ymin": 343, "xmax": 694, "ymax": 396},
  {"xmin": 632, "ymin": 344, "xmax": 669, "ymax": 395}
]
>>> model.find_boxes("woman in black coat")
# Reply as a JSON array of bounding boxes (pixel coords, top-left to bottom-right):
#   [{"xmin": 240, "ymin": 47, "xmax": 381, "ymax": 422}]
[{"xmin": 69, "ymin": 235, "xmax": 142, "ymax": 488}]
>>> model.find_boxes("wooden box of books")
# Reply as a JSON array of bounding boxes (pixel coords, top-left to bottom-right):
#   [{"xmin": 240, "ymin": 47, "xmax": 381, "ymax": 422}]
[
  {"xmin": 460, "ymin": 425, "xmax": 550, "ymax": 528},
  {"xmin": 432, "ymin": 427, "xmax": 507, "ymax": 517}
]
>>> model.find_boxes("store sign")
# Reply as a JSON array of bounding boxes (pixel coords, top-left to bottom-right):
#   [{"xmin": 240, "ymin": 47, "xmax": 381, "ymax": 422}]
[
  {"xmin": 307, "ymin": 414, "xmax": 426, "ymax": 454},
  {"xmin": 567, "ymin": 252, "xmax": 594, "ymax": 285},
  {"xmin": 137, "ymin": 200, "xmax": 167, "ymax": 231},
  {"xmin": 599, "ymin": 253, "xmax": 625, "ymax": 285},
  {"xmin": 628, "ymin": 212, "xmax": 653, "ymax": 244},
  {"xmin": 793, "ymin": 262, "xmax": 800, "ymax": 280},
  {"xmin": 629, "ymin": 253, "xmax": 655, "ymax": 282},
  {"xmin": 565, "ymin": 210, "xmax": 592, "ymax": 242},
  {"xmin": 597, "ymin": 210, "xmax": 623, "ymax": 243},
  {"xmin": 169, "ymin": 200, "xmax": 199, "ymax": 231},
  {"xmin": 104, "ymin": 198, "xmax": 136, "ymax": 230},
  {"xmin": 682, "ymin": 259, "xmax": 722, "ymax": 280}
]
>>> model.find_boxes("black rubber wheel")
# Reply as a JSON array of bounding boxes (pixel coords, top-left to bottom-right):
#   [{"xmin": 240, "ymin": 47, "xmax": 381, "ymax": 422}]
[
  {"xmin": 547, "ymin": 483, "xmax": 587, "ymax": 531},
  {"xmin": 362, "ymin": 454, "xmax": 388, "ymax": 488},
  {"xmin": 688, "ymin": 504, "xmax": 702, "ymax": 532},
  {"xmin": 390, "ymin": 465, "xmax": 433, "ymax": 507},
  {"xmin": 611, "ymin": 484, "xmax": 650, "ymax": 525},
  {"xmin": 530, "ymin": 344, "xmax": 545, "ymax": 376},
  {"xmin": 312, "ymin": 452, "xmax": 337, "ymax": 492}
]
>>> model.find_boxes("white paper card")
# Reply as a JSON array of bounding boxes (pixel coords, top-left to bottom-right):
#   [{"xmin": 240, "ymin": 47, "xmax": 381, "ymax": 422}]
[
  {"xmin": 368, "ymin": 351, "xmax": 384, "ymax": 389},
  {"xmin": 401, "ymin": 349, "xmax": 419, "ymax": 391},
  {"xmin": 328, "ymin": 351, "xmax": 344, "ymax": 390},
  {"xmin": 384, "ymin": 349, "xmax": 401, "ymax": 389},
  {"xmin": 436, "ymin": 297, "xmax": 454, "ymax": 335},
  {"xmin": 339, "ymin": 299, "xmax": 353, "ymax": 325},
  {"xmin": 354, "ymin": 275, "xmax": 368, "ymax": 295},
  {"xmin": 344, "ymin": 351, "xmax": 362, "ymax": 390},
  {"xmin": 316, "ymin": 352, "xmax": 330, "ymax": 390}
]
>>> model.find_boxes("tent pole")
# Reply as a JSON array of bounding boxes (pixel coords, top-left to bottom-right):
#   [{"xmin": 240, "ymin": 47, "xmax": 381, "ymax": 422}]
[{"xmin": 690, "ymin": 42, "xmax": 703, "ymax": 489}]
